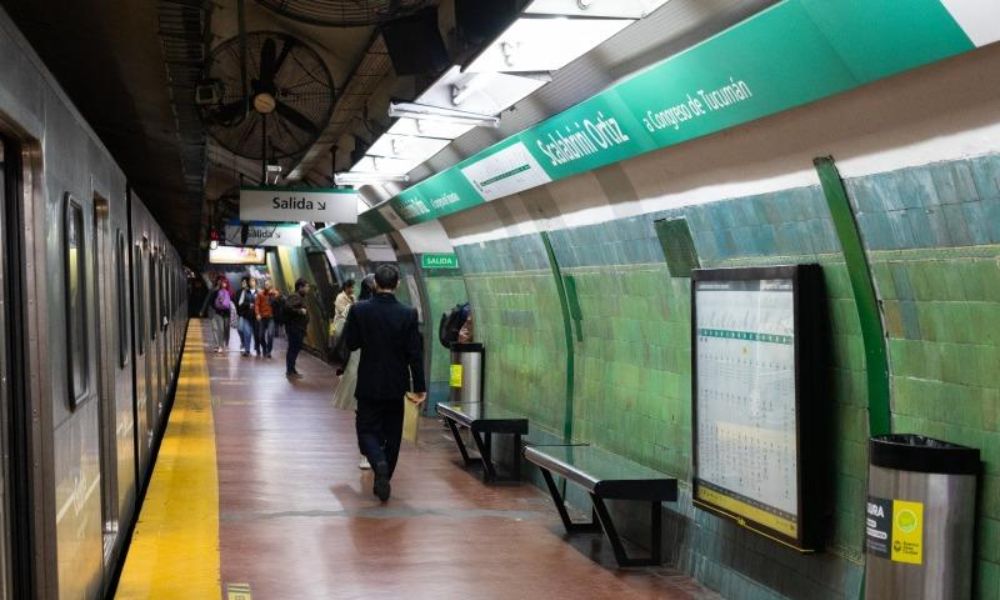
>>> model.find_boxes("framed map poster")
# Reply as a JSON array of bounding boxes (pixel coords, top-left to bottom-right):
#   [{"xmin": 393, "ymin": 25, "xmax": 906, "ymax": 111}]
[{"xmin": 691, "ymin": 264, "xmax": 820, "ymax": 550}]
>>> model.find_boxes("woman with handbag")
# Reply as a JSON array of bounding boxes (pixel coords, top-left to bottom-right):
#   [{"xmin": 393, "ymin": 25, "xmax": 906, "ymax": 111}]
[{"xmin": 330, "ymin": 278, "xmax": 369, "ymax": 469}]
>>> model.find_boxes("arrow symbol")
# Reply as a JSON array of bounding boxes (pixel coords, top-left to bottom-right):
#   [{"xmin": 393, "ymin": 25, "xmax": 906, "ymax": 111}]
[{"xmin": 318, "ymin": 201, "xmax": 327, "ymax": 210}]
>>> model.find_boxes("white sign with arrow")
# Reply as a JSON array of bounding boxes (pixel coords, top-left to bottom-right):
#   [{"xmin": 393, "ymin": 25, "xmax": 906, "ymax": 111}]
[{"xmin": 240, "ymin": 187, "xmax": 359, "ymax": 223}]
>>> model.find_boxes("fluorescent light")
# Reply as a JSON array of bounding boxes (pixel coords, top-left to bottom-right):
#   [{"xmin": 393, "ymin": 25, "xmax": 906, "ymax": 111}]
[
  {"xmin": 525, "ymin": 0, "xmax": 670, "ymax": 18},
  {"xmin": 351, "ymin": 155, "xmax": 421, "ymax": 176},
  {"xmin": 388, "ymin": 102, "xmax": 500, "ymax": 128},
  {"xmin": 368, "ymin": 134, "xmax": 451, "ymax": 161},
  {"xmin": 414, "ymin": 66, "xmax": 548, "ymax": 116},
  {"xmin": 387, "ymin": 117, "xmax": 475, "ymax": 140},
  {"xmin": 465, "ymin": 16, "xmax": 632, "ymax": 73},
  {"xmin": 334, "ymin": 172, "xmax": 410, "ymax": 186}
]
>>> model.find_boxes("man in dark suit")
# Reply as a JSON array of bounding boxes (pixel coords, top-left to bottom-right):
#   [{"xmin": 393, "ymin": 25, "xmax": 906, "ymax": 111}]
[{"xmin": 343, "ymin": 264, "xmax": 426, "ymax": 502}]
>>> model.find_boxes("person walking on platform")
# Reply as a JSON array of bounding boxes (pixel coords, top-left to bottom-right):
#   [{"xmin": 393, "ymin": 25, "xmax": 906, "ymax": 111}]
[
  {"xmin": 255, "ymin": 279, "xmax": 279, "ymax": 359},
  {"xmin": 284, "ymin": 278, "xmax": 310, "ymax": 378},
  {"xmin": 330, "ymin": 279, "xmax": 370, "ymax": 470},
  {"xmin": 236, "ymin": 276, "xmax": 259, "ymax": 357},
  {"xmin": 342, "ymin": 264, "xmax": 426, "ymax": 502},
  {"xmin": 206, "ymin": 276, "xmax": 234, "ymax": 353}
]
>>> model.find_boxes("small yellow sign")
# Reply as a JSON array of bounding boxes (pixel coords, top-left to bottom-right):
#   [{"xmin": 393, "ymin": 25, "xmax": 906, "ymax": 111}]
[
  {"xmin": 449, "ymin": 364, "xmax": 463, "ymax": 388},
  {"xmin": 890, "ymin": 499, "xmax": 923, "ymax": 565},
  {"xmin": 227, "ymin": 583, "xmax": 252, "ymax": 600}
]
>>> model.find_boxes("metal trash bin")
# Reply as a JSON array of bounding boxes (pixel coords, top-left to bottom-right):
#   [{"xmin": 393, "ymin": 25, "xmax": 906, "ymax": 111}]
[
  {"xmin": 865, "ymin": 434, "xmax": 980, "ymax": 600},
  {"xmin": 449, "ymin": 343, "xmax": 484, "ymax": 405}
]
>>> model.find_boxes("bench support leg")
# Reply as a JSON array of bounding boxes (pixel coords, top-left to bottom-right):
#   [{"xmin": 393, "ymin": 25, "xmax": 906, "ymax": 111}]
[
  {"xmin": 590, "ymin": 494, "xmax": 663, "ymax": 568},
  {"xmin": 541, "ymin": 469, "xmax": 600, "ymax": 534},
  {"xmin": 470, "ymin": 431, "xmax": 498, "ymax": 483},
  {"xmin": 445, "ymin": 419, "xmax": 475, "ymax": 466}
]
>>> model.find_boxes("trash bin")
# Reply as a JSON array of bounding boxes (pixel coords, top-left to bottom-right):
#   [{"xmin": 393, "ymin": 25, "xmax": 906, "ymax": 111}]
[
  {"xmin": 449, "ymin": 343, "xmax": 484, "ymax": 405},
  {"xmin": 865, "ymin": 434, "xmax": 980, "ymax": 600}
]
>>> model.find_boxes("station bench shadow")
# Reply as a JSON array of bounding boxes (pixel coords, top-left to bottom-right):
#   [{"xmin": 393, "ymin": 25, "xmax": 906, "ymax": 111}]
[{"xmin": 436, "ymin": 401, "xmax": 679, "ymax": 567}]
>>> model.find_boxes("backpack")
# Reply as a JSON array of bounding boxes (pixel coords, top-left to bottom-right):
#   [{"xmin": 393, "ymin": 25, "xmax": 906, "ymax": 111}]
[
  {"xmin": 271, "ymin": 294, "xmax": 287, "ymax": 324},
  {"xmin": 213, "ymin": 290, "xmax": 231, "ymax": 312},
  {"xmin": 438, "ymin": 302, "xmax": 470, "ymax": 349}
]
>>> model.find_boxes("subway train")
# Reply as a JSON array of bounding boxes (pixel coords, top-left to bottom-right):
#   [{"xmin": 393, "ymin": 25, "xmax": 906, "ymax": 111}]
[{"xmin": 0, "ymin": 12, "xmax": 187, "ymax": 599}]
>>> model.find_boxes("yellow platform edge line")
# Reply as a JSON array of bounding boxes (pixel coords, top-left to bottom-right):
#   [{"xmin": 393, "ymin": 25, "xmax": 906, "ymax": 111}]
[{"xmin": 117, "ymin": 323, "xmax": 221, "ymax": 599}]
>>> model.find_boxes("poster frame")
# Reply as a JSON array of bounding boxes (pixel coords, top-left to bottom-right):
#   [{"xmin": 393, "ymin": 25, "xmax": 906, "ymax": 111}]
[{"xmin": 690, "ymin": 264, "xmax": 821, "ymax": 551}]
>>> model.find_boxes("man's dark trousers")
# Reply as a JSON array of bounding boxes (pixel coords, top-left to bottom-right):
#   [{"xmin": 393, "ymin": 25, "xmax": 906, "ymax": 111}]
[
  {"xmin": 286, "ymin": 328, "xmax": 305, "ymax": 373},
  {"xmin": 356, "ymin": 396, "xmax": 405, "ymax": 476}
]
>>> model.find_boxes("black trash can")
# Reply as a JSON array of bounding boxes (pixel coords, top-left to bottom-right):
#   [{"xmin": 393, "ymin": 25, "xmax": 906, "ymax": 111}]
[{"xmin": 865, "ymin": 434, "xmax": 979, "ymax": 600}]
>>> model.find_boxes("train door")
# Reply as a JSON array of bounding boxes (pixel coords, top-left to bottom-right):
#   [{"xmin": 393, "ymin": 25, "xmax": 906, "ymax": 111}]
[
  {"xmin": 91, "ymin": 197, "xmax": 118, "ymax": 562},
  {"xmin": 0, "ymin": 133, "xmax": 21, "ymax": 599},
  {"xmin": 134, "ymin": 238, "xmax": 150, "ymax": 469},
  {"xmin": 143, "ymin": 248, "xmax": 161, "ymax": 436},
  {"xmin": 158, "ymin": 256, "xmax": 168, "ymax": 404},
  {"xmin": 150, "ymin": 254, "xmax": 162, "ymax": 416}
]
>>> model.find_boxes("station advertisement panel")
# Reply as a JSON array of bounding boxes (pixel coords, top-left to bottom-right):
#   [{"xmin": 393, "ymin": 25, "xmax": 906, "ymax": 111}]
[{"xmin": 691, "ymin": 265, "xmax": 819, "ymax": 549}]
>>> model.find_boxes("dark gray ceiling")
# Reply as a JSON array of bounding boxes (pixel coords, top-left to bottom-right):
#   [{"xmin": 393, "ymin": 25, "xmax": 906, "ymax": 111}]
[{"xmin": 1, "ymin": 0, "xmax": 204, "ymax": 264}]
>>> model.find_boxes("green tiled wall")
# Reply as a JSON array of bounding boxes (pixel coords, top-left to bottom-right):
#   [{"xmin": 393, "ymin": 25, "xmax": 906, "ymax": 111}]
[
  {"xmin": 422, "ymin": 271, "xmax": 468, "ymax": 408},
  {"xmin": 456, "ymin": 186, "xmax": 868, "ymax": 599},
  {"xmin": 847, "ymin": 155, "xmax": 1000, "ymax": 599},
  {"xmin": 457, "ymin": 234, "xmax": 568, "ymax": 434}
]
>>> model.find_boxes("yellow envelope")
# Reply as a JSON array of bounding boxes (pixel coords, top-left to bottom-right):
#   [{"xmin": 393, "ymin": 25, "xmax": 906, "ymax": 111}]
[{"xmin": 402, "ymin": 394, "xmax": 421, "ymax": 444}]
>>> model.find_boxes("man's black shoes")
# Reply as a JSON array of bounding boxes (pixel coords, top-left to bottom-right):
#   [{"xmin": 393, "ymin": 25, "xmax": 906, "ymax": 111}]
[{"xmin": 373, "ymin": 461, "xmax": 391, "ymax": 502}]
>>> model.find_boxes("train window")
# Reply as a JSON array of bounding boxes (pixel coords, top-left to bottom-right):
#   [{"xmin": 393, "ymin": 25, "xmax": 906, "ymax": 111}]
[
  {"xmin": 160, "ymin": 256, "xmax": 167, "ymax": 330},
  {"xmin": 116, "ymin": 231, "xmax": 129, "ymax": 368},
  {"xmin": 136, "ymin": 242, "xmax": 145, "ymax": 356},
  {"xmin": 149, "ymin": 252, "xmax": 157, "ymax": 341},
  {"xmin": 64, "ymin": 195, "xmax": 88, "ymax": 407}
]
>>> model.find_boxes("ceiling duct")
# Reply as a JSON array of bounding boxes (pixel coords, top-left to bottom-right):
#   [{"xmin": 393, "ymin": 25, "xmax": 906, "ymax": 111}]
[
  {"xmin": 157, "ymin": 0, "xmax": 212, "ymax": 264},
  {"xmin": 253, "ymin": 0, "xmax": 433, "ymax": 27}
]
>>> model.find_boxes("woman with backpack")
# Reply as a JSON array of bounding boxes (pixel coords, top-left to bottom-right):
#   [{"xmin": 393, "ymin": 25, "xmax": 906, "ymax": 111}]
[{"xmin": 208, "ymin": 276, "xmax": 234, "ymax": 353}]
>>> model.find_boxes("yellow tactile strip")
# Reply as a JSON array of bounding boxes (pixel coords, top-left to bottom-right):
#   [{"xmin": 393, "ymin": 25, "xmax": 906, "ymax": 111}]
[{"xmin": 117, "ymin": 323, "xmax": 221, "ymax": 598}]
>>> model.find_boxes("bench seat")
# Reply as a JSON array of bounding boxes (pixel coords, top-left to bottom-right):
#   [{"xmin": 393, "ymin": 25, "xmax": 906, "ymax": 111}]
[
  {"xmin": 436, "ymin": 402, "xmax": 528, "ymax": 483},
  {"xmin": 524, "ymin": 444, "xmax": 678, "ymax": 567}
]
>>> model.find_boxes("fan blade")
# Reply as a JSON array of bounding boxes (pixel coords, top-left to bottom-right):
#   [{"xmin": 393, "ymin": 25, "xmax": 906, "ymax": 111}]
[
  {"xmin": 213, "ymin": 100, "xmax": 245, "ymax": 124},
  {"xmin": 276, "ymin": 101, "xmax": 319, "ymax": 136},
  {"xmin": 273, "ymin": 37, "xmax": 296, "ymax": 81},
  {"xmin": 260, "ymin": 38, "xmax": 277, "ymax": 87}
]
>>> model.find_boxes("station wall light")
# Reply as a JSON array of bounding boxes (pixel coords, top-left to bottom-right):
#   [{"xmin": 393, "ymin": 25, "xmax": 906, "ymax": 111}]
[{"xmin": 388, "ymin": 102, "xmax": 501, "ymax": 128}]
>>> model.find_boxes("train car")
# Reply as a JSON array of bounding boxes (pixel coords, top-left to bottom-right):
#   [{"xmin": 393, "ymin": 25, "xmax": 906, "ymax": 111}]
[{"xmin": 0, "ymin": 9, "xmax": 186, "ymax": 599}]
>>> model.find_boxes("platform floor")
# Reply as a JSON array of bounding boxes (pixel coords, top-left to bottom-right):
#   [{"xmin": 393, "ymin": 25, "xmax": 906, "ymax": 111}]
[{"xmin": 118, "ymin": 320, "xmax": 719, "ymax": 599}]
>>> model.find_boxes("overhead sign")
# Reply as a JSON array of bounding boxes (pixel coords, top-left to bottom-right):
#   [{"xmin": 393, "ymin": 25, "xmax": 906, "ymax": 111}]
[
  {"xmin": 240, "ymin": 187, "xmax": 359, "ymax": 223},
  {"xmin": 224, "ymin": 221, "xmax": 302, "ymax": 247},
  {"xmin": 208, "ymin": 246, "xmax": 266, "ymax": 265},
  {"xmin": 420, "ymin": 253, "xmax": 459, "ymax": 270},
  {"xmin": 357, "ymin": 0, "xmax": 994, "ymax": 231},
  {"xmin": 460, "ymin": 141, "xmax": 552, "ymax": 201}
]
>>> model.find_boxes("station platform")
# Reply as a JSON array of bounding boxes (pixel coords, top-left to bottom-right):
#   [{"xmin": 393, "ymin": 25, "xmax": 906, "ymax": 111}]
[{"xmin": 115, "ymin": 321, "xmax": 717, "ymax": 599}]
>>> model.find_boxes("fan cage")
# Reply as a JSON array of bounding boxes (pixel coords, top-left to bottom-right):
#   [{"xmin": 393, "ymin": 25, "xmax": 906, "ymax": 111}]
[
  {"xmin": 202, "ymin": 31, "xmax": 335, "ymax": 161},
  {"xmin": 253, "ymin": 0, "xmax": 433, "ymax": 27}
]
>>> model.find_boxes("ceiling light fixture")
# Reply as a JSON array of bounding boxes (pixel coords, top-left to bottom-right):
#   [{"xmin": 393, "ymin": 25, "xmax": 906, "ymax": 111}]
[
  {"xmin": 388, "ymin": 102, "xmax": 500, "ymax": 128},
  {"xmin": 334, "ymin": 172, "xmax": 410, "ymax": 186}
]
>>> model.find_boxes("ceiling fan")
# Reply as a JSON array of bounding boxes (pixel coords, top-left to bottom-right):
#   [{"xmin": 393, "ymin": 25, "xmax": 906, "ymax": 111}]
[{"xmin": 200, "ymin": 31, "xmax": 335, "ymax": 162}]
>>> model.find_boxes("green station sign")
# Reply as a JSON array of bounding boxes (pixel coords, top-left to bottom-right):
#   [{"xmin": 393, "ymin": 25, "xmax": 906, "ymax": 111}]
[
  {"xmin": 420, "ymin": 253, "xmax": 460, "ymax": 270},
  {"xmin": 327, "ymin": 0, "xmax": 987, "ymax": 243}
]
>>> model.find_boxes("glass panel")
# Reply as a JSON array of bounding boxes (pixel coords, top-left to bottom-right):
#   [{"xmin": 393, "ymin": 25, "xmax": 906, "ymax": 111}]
[
  {"xmin": 65, "ymin": 197, "xmax": 87, "ymax": 404},
  {"xmin": 116, "ymin": 232, "xmax": 128, "ymax": 367},
  {"xmin": 136, "ymin": 244, "xmax": 145, "ymax": 355},
  {"xmin": 148, "ymin": 252, "xmax": 156, "ymax": 341}
]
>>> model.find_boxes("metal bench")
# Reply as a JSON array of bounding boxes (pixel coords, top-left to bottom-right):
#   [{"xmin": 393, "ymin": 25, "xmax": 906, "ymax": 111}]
[
  {"xmin": 436, "ymin": 402, "xmax": 528, "ymax": 483},
  {"xmin": 524, "ymin": 444, "xmax": 678, "ymax": 567}
]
